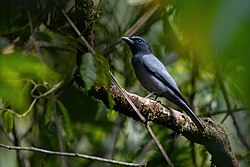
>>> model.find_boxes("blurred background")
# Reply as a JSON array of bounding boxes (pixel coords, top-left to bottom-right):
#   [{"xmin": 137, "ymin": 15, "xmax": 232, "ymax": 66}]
[{"xmin": 0, "ymin": 0, "xmax": 249, "ymax": 166}]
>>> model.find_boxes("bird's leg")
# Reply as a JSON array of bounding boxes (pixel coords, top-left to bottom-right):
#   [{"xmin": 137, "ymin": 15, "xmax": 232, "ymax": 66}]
[
  {"xmin": 154, "ymin": 95, "xmax": 162, "ymax": 104},
  {"xmin": 144, "ymin": 92, "xmax": 155, "ymax": 99},
  {"xmin": 145, "ymin": 92, "xmax": 162, "ymax": 104},
  {"xmin": 144, "ymin": 92, "xmax": 161, "ymax": 103},
  {"xmin": 154, "ymin": 95, "xmax": 159, "ymax": 100}
]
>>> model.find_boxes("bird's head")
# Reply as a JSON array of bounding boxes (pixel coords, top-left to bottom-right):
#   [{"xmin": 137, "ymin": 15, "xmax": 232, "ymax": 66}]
[{"xmin": 122, "ymin": 36, "xmax": 152, "ymax": 55}]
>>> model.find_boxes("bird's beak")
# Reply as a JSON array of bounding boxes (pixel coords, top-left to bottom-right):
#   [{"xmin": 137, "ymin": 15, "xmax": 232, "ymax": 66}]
[{"xmin": 121, "ymin": 37, "xmax": 134, "ymax": 45}]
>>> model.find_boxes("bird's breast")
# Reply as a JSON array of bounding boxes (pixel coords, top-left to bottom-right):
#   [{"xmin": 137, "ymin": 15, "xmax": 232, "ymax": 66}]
[{"xmin": 132, "ymin": 55, "xmax": 167, "ymax": 95}]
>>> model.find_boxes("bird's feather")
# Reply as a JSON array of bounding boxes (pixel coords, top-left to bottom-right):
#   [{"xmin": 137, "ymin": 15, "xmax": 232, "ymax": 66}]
[
  {"xmin": 142, "ymin": 54, "xmax": 192, "ymax": 110},
  {"xmin": 142, "ymin": 54, "xmax": 205, "ymax": 130}
]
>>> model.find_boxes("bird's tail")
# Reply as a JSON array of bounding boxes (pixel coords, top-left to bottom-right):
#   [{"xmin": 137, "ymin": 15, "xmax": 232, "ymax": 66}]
[
  {"xmin": 175, "ymin": 100, "xmax": 204, "ymax": 131},
  {"xmin": 178, "ymin": 101, "xmax": 204, "ymax": 131}
]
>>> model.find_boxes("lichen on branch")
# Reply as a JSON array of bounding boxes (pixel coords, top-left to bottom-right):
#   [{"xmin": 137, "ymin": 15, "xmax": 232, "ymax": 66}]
[{"xmin": 88, "ymin": 84, "xmax": 238, "ymax": 167}]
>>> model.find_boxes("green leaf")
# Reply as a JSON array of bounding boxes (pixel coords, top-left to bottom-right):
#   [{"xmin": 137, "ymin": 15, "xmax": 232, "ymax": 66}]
[
  {"xmin": 44, "ymin": 96, "xmax": 54, "ymax": 125},
  {"xmin": 107, "ymin": 92, "xmax": 115, "ymax": 109},
  {"xmin": 0, "ymin": 53, "xmax": 60, "ymax": 111},
  {"xmin": 95, "ymin": 54, "xmax": 111, "ymax": 86},
  {"xmin": 56, "ymin": 100, "xmax": 72, "ymax": 139},
  {"xmin": 94, "ymin": 54, "xmax": 115, "ymax": 109},
  {"xmin": 3, "ymin": 111, "xmax": 14, "ymax": 133},
  {"xmin": 80, "ymin": 53, "xmax": 96, "ymax": 91}
]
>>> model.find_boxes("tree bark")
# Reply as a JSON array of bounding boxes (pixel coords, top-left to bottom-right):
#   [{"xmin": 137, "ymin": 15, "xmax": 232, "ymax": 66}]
[{"xmin": 88, "ymin": 84, "xmax": 238, "ymax": 167}]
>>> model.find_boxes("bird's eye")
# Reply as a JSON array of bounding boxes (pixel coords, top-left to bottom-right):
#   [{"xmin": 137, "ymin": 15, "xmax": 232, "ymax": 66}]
[{"xmin": 137, "ymin": 39, "xmax": 142, "ymax": 43}]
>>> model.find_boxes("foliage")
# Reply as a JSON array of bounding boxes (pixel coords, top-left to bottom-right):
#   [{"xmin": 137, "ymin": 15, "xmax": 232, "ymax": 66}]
[{"xmin": 0, "ymin": 0, "xmax": 249, "ymax": 167}]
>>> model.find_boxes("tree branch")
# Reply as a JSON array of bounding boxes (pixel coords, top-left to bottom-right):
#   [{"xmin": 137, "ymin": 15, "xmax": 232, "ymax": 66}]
[
  {"xmin": 89, "ymin": 84, "xmax": 238, "ymax": 167},
  {"xmin": 0, "ymin": 143, "xmax": 146, "ymax": 167}
]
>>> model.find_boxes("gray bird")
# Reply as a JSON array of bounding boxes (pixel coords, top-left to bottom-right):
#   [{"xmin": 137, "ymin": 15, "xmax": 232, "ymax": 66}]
[{"xmin": 122, "ymin": 36, "xmax": 204, "ymax": 131}]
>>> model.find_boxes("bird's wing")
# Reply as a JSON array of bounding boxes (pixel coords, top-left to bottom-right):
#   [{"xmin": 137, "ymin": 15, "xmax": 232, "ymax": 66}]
[{"xmin": 142, "ymin": 54, "xmax": 192, "ymax": 109}]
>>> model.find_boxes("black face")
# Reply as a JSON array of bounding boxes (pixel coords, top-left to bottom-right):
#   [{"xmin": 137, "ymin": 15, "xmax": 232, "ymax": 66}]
[{"xmin": 122, "ymin": 36, "xmax": 152, "ymax": 55}]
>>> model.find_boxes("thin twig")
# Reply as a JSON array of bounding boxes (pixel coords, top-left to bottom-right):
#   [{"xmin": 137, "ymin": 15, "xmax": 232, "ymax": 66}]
[
  {"xmin": 145, "ymin": 123, "xmax": 174, "ymax": 167},
  {"xmin": 204, "ymin": 108, "xmax": 245, "ymax": 116},
  {"xmin": 53, "ymin": 94, "xmax": 67, "ymax": 167},
  {"xmin": 124, "ymin": 3, "xmax": 160, "ymax": 37},
  {"xmin": 109, "ymin": 72, "xmax": 146, "ymax": 122},
  {"xmin": 24, "ymin": 6, "xmax": 34, "ymax": 34},
  {"xmin": 219, "ymin": 78, "xmax": 231, "ymax": 124},
  {"xmin": 4, "ymin": 99, "xmax": 37, "ymax": 118},
  {"xmin": 0, "ymin": 143, "xmax": 146, "ymax": 167},
  {"xmin": 2, "ymin": 80, "xmax": 63, "ymax": 119},
  {"xmin": 219, "ymin": 78, "xmax": 250, "ymax": 150},
  {"xmin": 34, "ymin": 41, "xmax": 76, "ymax": 52},
  {"xmin": 61, "ymin": 9, "xmax": 96, "ymax": 55},
  {"xmin": 31, "ymin": 81, "xmax": 63, "ymax": 99}
]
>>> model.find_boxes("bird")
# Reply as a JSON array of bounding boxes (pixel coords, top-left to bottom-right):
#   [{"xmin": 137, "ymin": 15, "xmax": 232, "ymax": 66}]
[{"xmin": 122, "ymin": 36, "xmax": 204, "ymax": 131}]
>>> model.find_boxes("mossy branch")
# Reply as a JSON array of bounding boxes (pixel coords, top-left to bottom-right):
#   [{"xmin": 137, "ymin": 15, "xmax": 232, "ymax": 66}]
[{"xmin": 89, "ymin": 84, "xmax": 238, "ymax": 167}]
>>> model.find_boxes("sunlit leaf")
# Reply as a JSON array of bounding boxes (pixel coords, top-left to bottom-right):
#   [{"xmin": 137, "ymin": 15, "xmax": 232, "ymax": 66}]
[
  {"xmin": 0, "ymin": 53, "xmax": 60, "ymax": 111},
  {"xmin": 3, "ymin": 111, "xmax": 14, "ymax": 133},
  {"xmin": 80, "ymin": 52, "xmax": 96, "ymax": 91}
]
